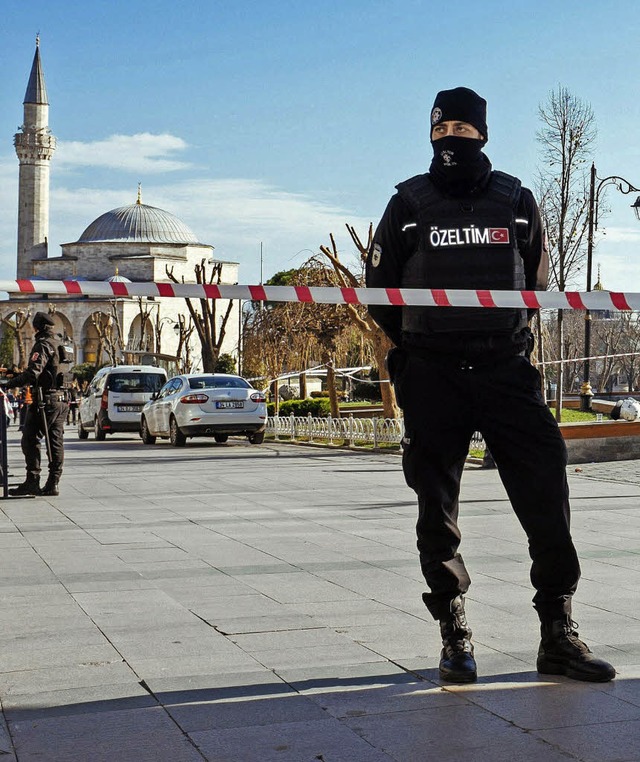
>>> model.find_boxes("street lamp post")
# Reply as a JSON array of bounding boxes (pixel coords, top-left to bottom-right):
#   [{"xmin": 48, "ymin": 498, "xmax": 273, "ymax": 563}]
[{"xmin": 580, "ymin": 163, "xmax": 640, "ymax": 411}]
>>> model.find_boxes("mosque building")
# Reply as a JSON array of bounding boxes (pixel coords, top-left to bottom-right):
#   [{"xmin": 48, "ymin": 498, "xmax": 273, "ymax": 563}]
[{"xmin": 1, "ymin": 39, "xmax": 239, "ymax": 371}]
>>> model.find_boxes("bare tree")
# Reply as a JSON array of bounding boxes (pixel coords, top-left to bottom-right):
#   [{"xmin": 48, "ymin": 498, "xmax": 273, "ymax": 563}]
[
  {"xmin": 1, "ymin": 309, "xmax": 31, "ymax": 368},
  {"xmin": 166, "ymin": 260, "xmax": 234, "ymax": 372},
  {"xmin": 537, "ymin": 86, "xmax": 596, "ymax": 419},
  {"xmin": 132, "ymin": 298, "xmax": 154, "ymax": 352},
  {"xmin": 173, "ymin": 314, "xmax": 196, "ymax": 373},
  {"xmin": 319, "ymin": 225, "xmax": 399, "ymax": 419},
  {"xmin": 90, "ymin": 305, "xmax": 124, "ymax": 366}
]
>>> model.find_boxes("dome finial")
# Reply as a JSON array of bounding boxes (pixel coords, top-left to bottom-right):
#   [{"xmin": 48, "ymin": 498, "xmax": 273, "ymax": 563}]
[
  {"xmin": 36, "ymin": 33, "xmax": 40, "ymax": 48},
  {"xmin": 115, "ymin": 267, "xmax": 119, "ymax": 276},
  {"xmin": 137, "ymin": 183, "xmax": 142, "ymax": 205},
  {"xmin": 593, "ymin": 263, "xmax": 604, "ymax": 291}
]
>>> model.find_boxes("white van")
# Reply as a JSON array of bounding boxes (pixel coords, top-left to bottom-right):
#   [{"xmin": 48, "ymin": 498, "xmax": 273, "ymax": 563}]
[{"xmin": 78, "ymin": 365, "xmax": 167, "ymax": 440}]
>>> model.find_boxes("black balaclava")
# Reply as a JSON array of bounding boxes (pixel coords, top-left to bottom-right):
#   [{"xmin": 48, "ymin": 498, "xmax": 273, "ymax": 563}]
[{"xmin": 428, "ymin": 86, "xmax": 491, "ymax": 196}]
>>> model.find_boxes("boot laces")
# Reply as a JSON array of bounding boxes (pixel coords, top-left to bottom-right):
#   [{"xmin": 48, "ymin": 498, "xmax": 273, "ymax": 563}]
[{"xmin": 563, "ymin": 619, "xmax": 591, "ymax": 654}]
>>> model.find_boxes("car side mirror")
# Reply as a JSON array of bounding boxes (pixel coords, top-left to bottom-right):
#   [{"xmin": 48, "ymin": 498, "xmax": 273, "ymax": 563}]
[{"xmin": 151, "ymin": 392, "xmax": 159, "ymax": 400}]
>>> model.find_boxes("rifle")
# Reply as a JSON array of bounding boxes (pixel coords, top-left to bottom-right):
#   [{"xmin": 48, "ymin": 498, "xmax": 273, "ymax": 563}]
[{"xmin": 35, "ymin": 387, "xmax": 52, "ymax": 464}]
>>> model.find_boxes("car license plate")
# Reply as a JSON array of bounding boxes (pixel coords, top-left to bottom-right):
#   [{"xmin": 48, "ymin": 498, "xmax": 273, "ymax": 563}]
[
  {"xmin": 117, "ymin": 405, "xmax": 141, "ymax": 412},
  {"xmin": 216, "ymin": 401, "xmax": 244, "ymax": 409}
]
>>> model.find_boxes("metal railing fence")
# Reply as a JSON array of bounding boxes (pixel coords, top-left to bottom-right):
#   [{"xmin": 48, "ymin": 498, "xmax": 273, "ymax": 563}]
[{"xmin": 266, "ymin": 413, "xmax": 486, "ymax": 452}]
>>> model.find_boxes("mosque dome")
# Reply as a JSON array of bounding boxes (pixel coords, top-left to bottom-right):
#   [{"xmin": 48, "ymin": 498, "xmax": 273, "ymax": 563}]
[
  {"xmin": 78, "ymin": 202, "xmax": 199, "ymax": 244},
  {"xmin": 105, "ymin": 272, "xmax": 131, "ymax": 283}
]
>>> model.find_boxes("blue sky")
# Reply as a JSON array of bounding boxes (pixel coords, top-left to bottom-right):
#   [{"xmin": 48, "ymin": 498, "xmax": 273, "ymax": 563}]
[{"xmin": 1, "ymin": 0, "xmax": 640, "ymax": 290}]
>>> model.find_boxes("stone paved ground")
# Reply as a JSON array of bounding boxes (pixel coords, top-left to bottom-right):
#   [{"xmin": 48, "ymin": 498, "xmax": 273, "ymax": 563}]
[{"xmin": 0, "ymin": 428, "xmax": 639, "ymax": 761}]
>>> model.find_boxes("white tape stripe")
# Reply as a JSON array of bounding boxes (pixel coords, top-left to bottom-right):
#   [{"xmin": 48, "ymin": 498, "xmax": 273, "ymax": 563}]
[{"xmin": 3, "ymin": 280, "xmax": 640, "ymax": 311}]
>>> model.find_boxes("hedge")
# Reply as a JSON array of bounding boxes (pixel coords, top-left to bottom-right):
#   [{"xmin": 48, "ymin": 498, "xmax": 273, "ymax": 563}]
[{"xmin": 267, "ymin": 398, "xmax": 332, "ymax": 418}]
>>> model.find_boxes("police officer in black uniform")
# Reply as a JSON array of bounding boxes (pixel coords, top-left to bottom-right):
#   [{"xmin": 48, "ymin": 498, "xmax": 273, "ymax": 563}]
[
  {"xmin": 1, "ymin": 312, "xmax": 67, "ymax": 497},
  {"xmin": 366, "ymin": 87, "xmax": 615, "ymax": 684}
]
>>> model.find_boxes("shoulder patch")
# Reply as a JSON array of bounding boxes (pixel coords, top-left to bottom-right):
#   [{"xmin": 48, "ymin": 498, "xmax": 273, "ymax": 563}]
[
  {"xmin": 371, "ymin": 243, "xmax": 382, "ymax": 268},
  {"xmin": 30, "ymin": 352, "xmax": 39, "ymax": 362}
]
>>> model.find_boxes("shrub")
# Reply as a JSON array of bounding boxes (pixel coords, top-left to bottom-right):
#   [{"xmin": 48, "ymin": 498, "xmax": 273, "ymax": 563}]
[
  {"xmin": 352, "ymin": 380, "xmax": 382, "ymax": 402},
  {"xmin": 271, "ymin": 398, "xmax": 332, "ymax": 418},
  {"xmin": 215, "ymin": 353, "xmax": 237, "ymax": 374},
  {"xmin": 71, "ymin": 362, "xmax": 98, "ymax": 385}
]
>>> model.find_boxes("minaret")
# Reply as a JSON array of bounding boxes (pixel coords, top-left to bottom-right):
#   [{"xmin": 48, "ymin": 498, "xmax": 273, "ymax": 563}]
[{"xmin": 14, "ymin": 36, "xmax": 57, "ymax": 279}]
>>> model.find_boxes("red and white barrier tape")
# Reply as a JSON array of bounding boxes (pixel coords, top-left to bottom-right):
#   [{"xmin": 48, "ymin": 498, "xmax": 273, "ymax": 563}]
[{"xmin": 2, "ymin": 280, "xmax": 640, "ymax": 311}]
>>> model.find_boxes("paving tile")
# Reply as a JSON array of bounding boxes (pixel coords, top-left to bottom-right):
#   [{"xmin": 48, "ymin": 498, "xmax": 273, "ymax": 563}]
[
  {"xmin": 534, "ymin": 719, "xmax": 640, "ymax": 762},
  {"xmin": 343, "ymin": 704, "xmax": 577, "ymax": 762},
  {"xmin": 189, "ymin": 718, "xmax": 395, "ymax": 762},
  {"xmin": 166, "ymin": 692, "xmax": 329, "ymax": 732},
  {"xmin": 440, "ymin": 674, "xmax": 640, "ymax": 730},
  {"xmin": 9, "ymin": 706, "xmax": 203, "ymax": 762}
]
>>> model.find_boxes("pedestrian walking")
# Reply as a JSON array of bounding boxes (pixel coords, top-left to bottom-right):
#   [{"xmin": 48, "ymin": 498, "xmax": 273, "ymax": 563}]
[
  {"xmin": 66, "ymin": 379, "xmax": 79, "ymax": 425},
  {"xmin": 366, "ymin": 86, "xmax": 615, "ymax": 683}
]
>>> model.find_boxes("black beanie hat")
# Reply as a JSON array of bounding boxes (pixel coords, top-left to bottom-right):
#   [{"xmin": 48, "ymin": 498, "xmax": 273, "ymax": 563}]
[
  {"xmin": 33, "ymin": 311, "xmax": 55, "ymax": 331},
  {"xmin": 430, "ymin": 87, "xmax": 488, "ymax": 142}
]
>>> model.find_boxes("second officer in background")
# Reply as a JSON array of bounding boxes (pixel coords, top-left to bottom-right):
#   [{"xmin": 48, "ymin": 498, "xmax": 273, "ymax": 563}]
[{"xmin": 2, "ymin": 312, "xmax": 67, "ymax": 496}]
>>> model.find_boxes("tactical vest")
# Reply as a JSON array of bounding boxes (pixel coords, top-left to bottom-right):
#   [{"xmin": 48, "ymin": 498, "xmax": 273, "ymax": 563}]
[
  {"xmin": 34, "ymin": 330, "xmax": 73, "ymax": 392},
  {"xmin": 36, "ymin": 336, "xmax": 60, "ymax": 392},
  {"xmin": 395, "ymin": 171, "xmax": 528, "ymax": 339}
]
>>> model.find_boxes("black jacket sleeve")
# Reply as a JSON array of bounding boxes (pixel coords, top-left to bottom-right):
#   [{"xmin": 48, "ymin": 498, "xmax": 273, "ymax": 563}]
[
  {"xmin": 9, "ymin": 338, "xmax": 55, "ymax": 389},
  {"xmin": 365, "ymin": 193, "xmax": 416, "ymax": 347},
  {"xmin": 518, "ymin": 187, "xmax": 548, "ymax": 292}
]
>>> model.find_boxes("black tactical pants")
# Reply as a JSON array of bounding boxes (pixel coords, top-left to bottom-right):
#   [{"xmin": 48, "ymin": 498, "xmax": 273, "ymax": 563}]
[
  {"xmin": 21, "ymin": 399, "xmax": 66, "ymax": 479},
  {"xmin": 395, "ymin": 351, "xmax": 580, "ymax": 622}
]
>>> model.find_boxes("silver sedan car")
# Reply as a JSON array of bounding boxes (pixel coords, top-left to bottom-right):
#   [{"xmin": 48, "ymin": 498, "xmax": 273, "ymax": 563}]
[{"xmin": 140, "ymin": 373, "xmax": 267, "ymax": 447}]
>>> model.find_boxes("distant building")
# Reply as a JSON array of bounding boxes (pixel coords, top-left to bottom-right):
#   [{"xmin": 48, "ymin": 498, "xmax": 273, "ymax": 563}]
[{"xmin": 2, "ymin": 38, "xmax": 239, "ymax": 371}]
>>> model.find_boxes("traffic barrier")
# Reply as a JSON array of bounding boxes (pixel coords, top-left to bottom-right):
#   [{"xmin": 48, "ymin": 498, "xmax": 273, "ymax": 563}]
[{"xmin": 1, "ymin": 280, "xmax": 640, "ymax": 310}]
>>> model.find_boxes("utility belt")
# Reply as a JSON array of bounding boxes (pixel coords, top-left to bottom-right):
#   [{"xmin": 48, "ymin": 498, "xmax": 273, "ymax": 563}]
[
  {"xmin": 36, "ymin": 390, "xmax": 66, "ymax": 404},
  {"xmin": 403, "ymin": 346, "xmax": 526, "ymax": 371}
]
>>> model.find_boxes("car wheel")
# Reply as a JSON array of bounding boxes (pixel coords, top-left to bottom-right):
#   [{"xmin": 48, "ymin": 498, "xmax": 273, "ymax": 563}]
[
  {"xmin": 214, "ymin": 433, "xmax": 228, "ymax": 444},
  {"xmin": 169, "ymin": 417, "xmax": 186, "ymax": 447},
  {"xmin": 140, "ymin": 417, "xmax": 156, "ymax": 445},
  {"xmin": 248, "ymin": 431, "xmax": 265, "ymax": 445},
  {"xmin": 78, "ymin": 420, "xmax": 89, "ymax": 440},
  {"xmin": 95, "ymin": 417, "xmax": 106, "ymax": 441}
]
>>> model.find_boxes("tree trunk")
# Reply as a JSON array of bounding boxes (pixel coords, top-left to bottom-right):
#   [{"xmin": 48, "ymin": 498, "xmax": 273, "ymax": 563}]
[
  {"xmin": 370, "ymin": 330, "xmax": 399, "ymax": 419},
  {"xmin": 299, "ymin": 372, "xmax": 307, "ymax": 399},
  {"xmin": 325, "ymin": 358, "xmax": 340, "ymax": 418},
  {"xmin": 201, "ymin": 344, "xmax": 217, "ymax": 373},
  {"xmin": 535, "ymin": 312, "xmax": 547, "ymax": 404},
  {"xmin": 555, "ymin": 311, "xmax": 563, "ymax": 423}
]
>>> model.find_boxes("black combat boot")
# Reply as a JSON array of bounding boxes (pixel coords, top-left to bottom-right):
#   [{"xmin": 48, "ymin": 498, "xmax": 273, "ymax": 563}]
[
  {"xmin": 41, "ymin": 475, "xmax": 60, "ymax": 496},
  {"xmin": 439, "ymin": 595, "xmax": 477, "ymax": 683},
  {"xmin": 537, "ymin": 616, "xmax": 615, "ymax": 682},
  {"xmin": 9, "ymin": 475, "xmax": 41, "ymax": 496}
]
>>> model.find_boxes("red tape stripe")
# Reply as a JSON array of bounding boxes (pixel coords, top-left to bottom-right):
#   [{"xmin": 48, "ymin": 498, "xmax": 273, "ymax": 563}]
[
  {"xmin": 156, "ymin": 283, "xmax": 175, "ymax": 297},
  {"xmin": 477, "ymin": 290, "xmax": 496, "ymax": 308},
  {"xmin": 110, "ymin": 282, "xmax": 129, "ymax": 296},
  {"xmin": 522, "ymin": 291, "xmax": 541, "ymax": 309},
  {"xmin": 341, "ymin": 287, "xmax": 360, "ymax": 304},
  {"xmin": 610, "ymin": 292, "xmax": 632, "ymax": 311},
  {"xmin": 566, "ymin": 292, "xmax": 586, "ymax": 310},
  {"xmin": 248, "ymin": 285, "xmax": 267, "ymax": 301},
  {"xmin": 386, "ymin": 289, "xmax": 406, "ymax": 306},
  {"xmin": 203, "ymin": 284, "xmax": 222, "ymax": 299},
  {"xmin": 432, "ymin": 289, "xmax": 451, "ymax": 307},
  {"xmin": 295, "ymin": 286, "xmax": 314, "ymax": 302},
  {"xmin": 16, "ymin": 279, "xmax": 35, "ymax": 293},
  {"xmin": 64, "ymin": 281, "xmax": 82, "ymax": 295}
]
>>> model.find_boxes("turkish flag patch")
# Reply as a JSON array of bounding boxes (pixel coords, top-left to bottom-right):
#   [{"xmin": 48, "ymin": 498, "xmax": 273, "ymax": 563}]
[
  {"xmin": 30, "ymin": 352, "xmax": 39, "ymax": 361},
  {"xmin": 489, "ymin": 228, "xmax": 510, "ymax": 243}
]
